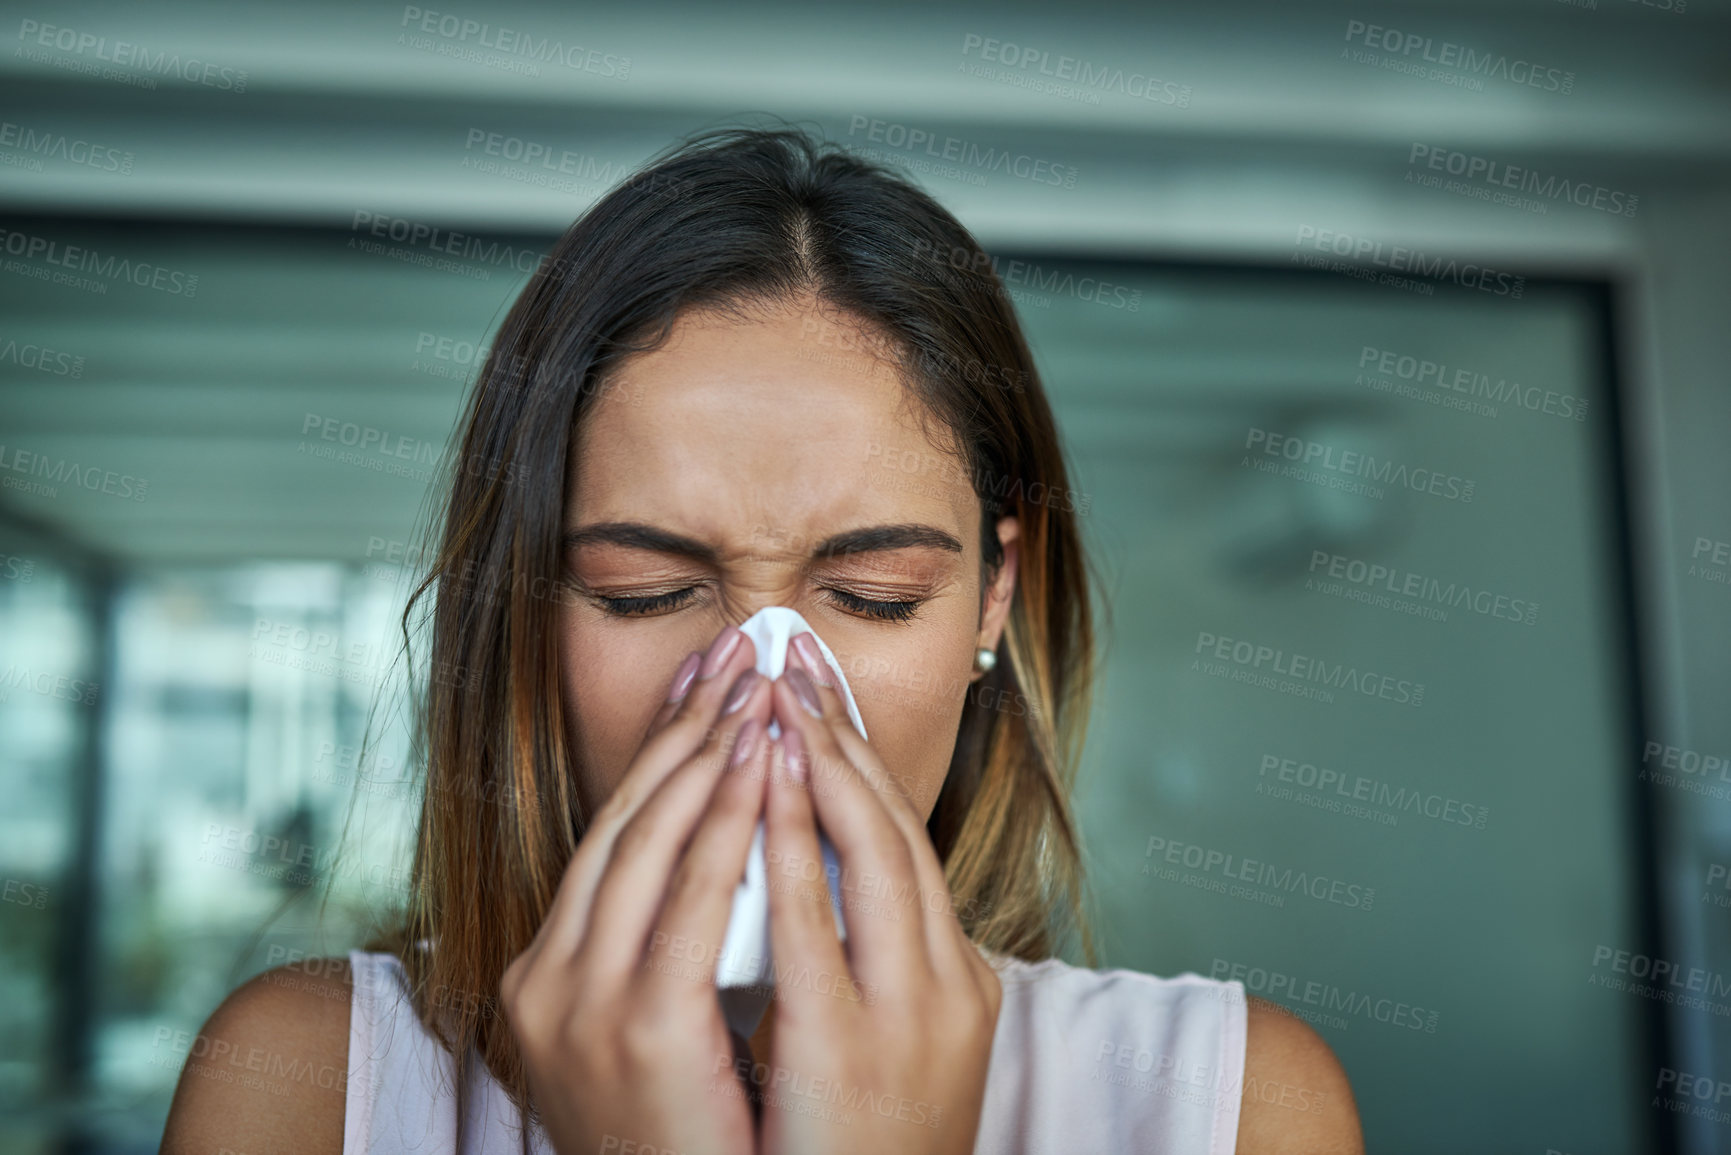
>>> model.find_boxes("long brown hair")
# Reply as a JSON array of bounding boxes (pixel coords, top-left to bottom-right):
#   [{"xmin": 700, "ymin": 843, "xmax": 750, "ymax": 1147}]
[{"xmin": 366, "ymin": 120, "xmax": 1103, "ymax": 1127}]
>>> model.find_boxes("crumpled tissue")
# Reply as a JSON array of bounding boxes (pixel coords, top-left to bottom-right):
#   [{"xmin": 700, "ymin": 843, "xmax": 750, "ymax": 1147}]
[{"xmin": 714, "ymin": 605, "xmax": 864, "ymax": 1038}]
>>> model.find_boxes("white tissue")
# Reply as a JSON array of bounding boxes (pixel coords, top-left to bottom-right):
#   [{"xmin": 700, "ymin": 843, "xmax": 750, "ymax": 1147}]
[{"xmin": 713, "ymin": 606, "xmax": 864, "ymax": 1037}]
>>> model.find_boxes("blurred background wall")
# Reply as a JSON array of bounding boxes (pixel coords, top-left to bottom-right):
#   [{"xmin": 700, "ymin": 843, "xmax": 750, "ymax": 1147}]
[{"xmin": 1, "ymin": 1, "xmax": 1729, "ymax": 1152}]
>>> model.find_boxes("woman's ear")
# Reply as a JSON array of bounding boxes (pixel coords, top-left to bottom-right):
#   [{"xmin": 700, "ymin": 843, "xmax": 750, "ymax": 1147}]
[{"xmin": 971, "ymin": 515, "xmax": 1020, "ymax": 682}]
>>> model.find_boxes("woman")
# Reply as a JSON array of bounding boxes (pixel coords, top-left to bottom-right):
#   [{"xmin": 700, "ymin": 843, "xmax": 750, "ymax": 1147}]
[{"xmin": 162, "ymin": 124, "xmax": 1362, "ymax": 1154}]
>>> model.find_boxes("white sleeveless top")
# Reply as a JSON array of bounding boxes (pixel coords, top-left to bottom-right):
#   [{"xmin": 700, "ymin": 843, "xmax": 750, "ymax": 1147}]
[{"xmin": 343, "ymin": 948, "xmax": 1248, "ymax": 1155}]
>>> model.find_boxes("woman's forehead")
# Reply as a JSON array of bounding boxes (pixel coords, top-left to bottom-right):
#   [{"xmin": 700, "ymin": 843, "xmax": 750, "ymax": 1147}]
[{"xmin": 568, "ymin": 304, "xmax": 977, "ymax": 551}]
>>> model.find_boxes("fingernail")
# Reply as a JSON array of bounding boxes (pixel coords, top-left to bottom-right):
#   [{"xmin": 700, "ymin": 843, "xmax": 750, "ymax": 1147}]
[
  {"xmin": 667, "ymin": 652, "xmax": 701, "ymax": 703},
  {"xmin": 723, "ymin": 669, "xmax": 760, "ymax": 714},
  {"xmin": 729, "ymin": 719, "xmax": 760, "ymax": 768},
  {"xmin": 790, "ymin": 633, "xmax": 832, "ymax": 687},
  {"xmin": 782, "ymin": 727, "xmax": 808, "ymax": 783},
  {"xmin": 786, "ymin": 666, "xmax": 823, "ymax": 719},
  {"xmin": 698, "ymin": 626, "xmax": 743, "ymax": 679}
]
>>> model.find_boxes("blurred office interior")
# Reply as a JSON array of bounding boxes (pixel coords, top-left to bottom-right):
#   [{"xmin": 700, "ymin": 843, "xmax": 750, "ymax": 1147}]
[{"xmin": 2, "ymin": 1, "xmax": 1730, "ymax": 1151}]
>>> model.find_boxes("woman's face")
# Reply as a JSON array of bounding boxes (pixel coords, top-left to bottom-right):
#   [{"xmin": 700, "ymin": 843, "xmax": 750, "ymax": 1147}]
[{"xmin": 556, "ymin": 297, "xmax": 1020, "ymax": 822}]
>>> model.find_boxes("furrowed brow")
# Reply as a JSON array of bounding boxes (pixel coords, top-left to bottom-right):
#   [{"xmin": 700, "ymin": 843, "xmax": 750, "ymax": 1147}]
[{"xmin": 560, "ymin": 522, "xmax": 718, "ymax": 564}]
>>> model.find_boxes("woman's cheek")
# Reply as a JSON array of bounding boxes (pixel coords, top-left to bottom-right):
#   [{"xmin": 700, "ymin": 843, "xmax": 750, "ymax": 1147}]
[
  {"xmin": 846, "ymin": 654, "xmax": 970, "ymax": 820},
  {"xmin": 558, "ymin": 622, "xmax": 664, "ymax": 813}
]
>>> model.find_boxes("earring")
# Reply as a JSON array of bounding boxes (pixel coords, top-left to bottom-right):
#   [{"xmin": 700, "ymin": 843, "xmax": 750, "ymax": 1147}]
[{"xmin": 974, "ymin": 647, "xmax": 997, "ymax": 673}]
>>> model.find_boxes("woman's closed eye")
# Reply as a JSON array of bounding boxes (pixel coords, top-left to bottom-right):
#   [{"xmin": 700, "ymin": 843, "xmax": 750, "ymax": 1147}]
[
  {"xmin": 588, "ymin": 583, "xmax": 924, "ymax": 623},
  {"xmin": 822, "ymin": 585, "xmax": 922, "ymax": 622},
  {"xmin": 589, "ymin": 586, "xmax": 702, "ymax": 617}
]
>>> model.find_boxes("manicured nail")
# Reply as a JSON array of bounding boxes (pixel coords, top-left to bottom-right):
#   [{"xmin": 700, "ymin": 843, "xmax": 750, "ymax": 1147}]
[
  {"xmin": 786, "ymin": 666, "xmax": 823, "ymax": 719},
  {"xmin": 790, "ymin": 633, "xmax": 832, "ymax": 687},
  {"xmin": 667, "ymin": 652, "xmax": 701, "ymax": 703},
  {"xmin": 782, "ymin": 727, "xmax": 808, "ymax": 783},
  {"xmin": 729, "ymin": 719, "xmax": 760, "ymax": 768},
  {"xmin": 723, "ymin": 669, "xmax": 760, "ymax": 714},
  {"xmin": 698, "ymin": 626, "xmax": 743, "ymax": 679}
]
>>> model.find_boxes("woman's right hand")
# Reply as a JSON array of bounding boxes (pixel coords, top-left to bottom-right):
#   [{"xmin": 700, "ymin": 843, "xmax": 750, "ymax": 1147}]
[{"xmin": 500, "ymin": 624, "xmax": 774, "ymax": 1155}]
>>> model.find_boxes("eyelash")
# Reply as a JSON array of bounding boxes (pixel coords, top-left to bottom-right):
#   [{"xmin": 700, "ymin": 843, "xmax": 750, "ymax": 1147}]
[
  {"xmin": 592, "ymin": 588, "xmax": 700, "ymax": 617},
  {"xmin": 592, "ymin": 585, "xmax": 923, "ymax": 623},
  {"xmin": 825, "ymin": 586, "xmax": 922, "ymax": 623}
]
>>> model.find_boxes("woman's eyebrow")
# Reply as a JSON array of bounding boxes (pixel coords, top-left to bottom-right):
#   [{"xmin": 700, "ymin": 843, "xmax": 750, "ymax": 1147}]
[
  {"xmin": 560, "ymin": 521, "xmax": 963, "ymax": 561},
  {"xmin": 810, "ymin": 523, "xmax": 964, "ymax": 559},
  {"xmin": 561, "ymin": 521, "xmax": 716, "ymax": 561}
]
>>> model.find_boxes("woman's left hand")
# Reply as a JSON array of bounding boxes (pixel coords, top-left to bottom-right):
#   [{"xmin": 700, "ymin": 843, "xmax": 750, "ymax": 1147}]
[{"xmin": 750, "ymin": 639, "xmax": 1002, "ymax": 1155}]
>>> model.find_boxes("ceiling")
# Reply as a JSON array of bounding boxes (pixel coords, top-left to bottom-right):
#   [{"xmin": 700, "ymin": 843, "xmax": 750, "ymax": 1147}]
[{"xmin": 0, "ymin": 0, "xmax": 1725, "ymax": 564}]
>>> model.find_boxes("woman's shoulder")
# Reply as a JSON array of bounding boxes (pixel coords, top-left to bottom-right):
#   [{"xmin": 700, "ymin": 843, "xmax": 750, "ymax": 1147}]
[
  {"xmin": 982, "ymin": 952, "xmax": 1363, "ymax": 1154},
  {"xmin": 1236, "ymin": 994, "xmax": 1364, "ymax": 1153},
  {"xmin": 159, "ymin": 955, "xmax": 354, "ymax": 1155}
]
